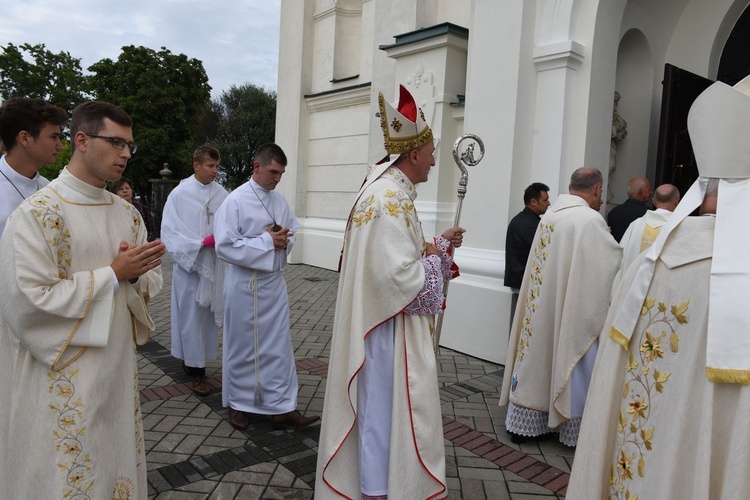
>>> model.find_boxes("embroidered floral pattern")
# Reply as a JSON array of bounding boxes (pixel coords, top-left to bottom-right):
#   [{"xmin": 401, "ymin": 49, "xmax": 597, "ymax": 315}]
[
  {"xmin": 112, "ymin": 477, "xmax": 135, "ymax": 500},
  {"xmin": 350, "ymin": 169, "xmax": 418, "ymax": 230},
  {"xmin": 513, "ymin": 223, "xmax": 553, "ymax": 366},
  {"xmin": 30, "ymin": 193, "xmax": 72, "ymax": 279},
  {"xmin": 49, "ymin": 368, "xmax": 94, "ymax": 499},
  {"xmin": 125, "ymin": 203, "xmax": 142, "ymax": 242},
  {"xmin": 391, "ymin": 117, "xmax": 403, "ymax": 132},
  {"xmin": 132, "ymin": 353, "xmax": 144, "ymax": 469},
  {"xmin": 609, "ymin": 297, "xmax": 688, "ymax": 499}
]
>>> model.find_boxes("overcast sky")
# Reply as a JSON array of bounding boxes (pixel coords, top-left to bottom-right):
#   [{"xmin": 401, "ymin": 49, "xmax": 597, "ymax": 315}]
[{"xmin": 0, "ymin": 0, "xmax": 281, "ymax": 96}]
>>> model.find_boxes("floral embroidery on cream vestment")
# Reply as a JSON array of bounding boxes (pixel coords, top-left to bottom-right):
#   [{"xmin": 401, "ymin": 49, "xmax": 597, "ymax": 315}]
[{"xmin": 609, "ymin": 297, "xmax": 689, "ymax": 499}]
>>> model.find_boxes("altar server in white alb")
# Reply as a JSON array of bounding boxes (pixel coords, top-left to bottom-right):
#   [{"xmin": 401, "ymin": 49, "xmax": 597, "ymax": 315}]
[
  {"xmin": 161, "ymin": 145, "xmax": 228, "ymax": 396},
  {"xmin": 214, "ymin": 143, "xmax": 319, "ymax": 431},
  {"xmin": 568, "ymin": 76, "xmax": 750, "ymax": 500},
  {"xmin": 499, "ymin": 167, "xmax": 621, "ymax": 446},
  {"xmin": 0, "ymin": 97, "xmax": 67, "ymax": 234},
  {"xmin": 0, "ymin": 101, "xmax": 164, "ymax": 499},
  {"xmin": 316, "ymin": 85, "xmax": 464, "ymax": 500}
]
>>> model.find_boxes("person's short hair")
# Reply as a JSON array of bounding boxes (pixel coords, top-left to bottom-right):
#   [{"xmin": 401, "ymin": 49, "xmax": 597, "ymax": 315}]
[
  {"xmin": 0, "ymin": 97, "xmax": 67, "ymax": 151},
  {"xmin": 70, "ymin": 101, "xmax": 133, "ymax": 151},
  {"xmin": 108, "ymin": 176, "xmax": 132, "ymax": 194},
  {"xmin": 524, "ymin": 182, "xmax": 550, "ymax": 205},
  {"xmin": 653, "ymin": 184, "xmax": 680, "ymax": 204},
  {"xmin": 569, "ymin": 167, "xmax": 603, "ymax": 192},
  {"xmin": 193, "ymin": 144, "xmax": 220, "ymax": 164},
  {"xmin": 254, "ymin": 143, "xmax": 287, "ymax": 168}
]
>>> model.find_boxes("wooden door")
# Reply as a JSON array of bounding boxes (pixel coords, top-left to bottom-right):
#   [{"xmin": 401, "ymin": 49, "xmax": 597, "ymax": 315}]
[{"xmin": 654, "ymin": 64, "xmax": 713, "ymax": 198}]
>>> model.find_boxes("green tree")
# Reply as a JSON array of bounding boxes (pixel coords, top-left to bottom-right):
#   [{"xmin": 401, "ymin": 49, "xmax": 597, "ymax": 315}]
[
  {"xmin": 38, "ymin": 139, "xmax": 71, "ymax": 181},
  {"xmin": 204, "ymin": 84, "xmax": 277, "ymax": 189},
  {"xmin": 0, "ymin": 43, "xmax": 88, "ymax": 114},
  {"xmin": 88, "ymin": 45, "xmax": 211, "ymax": 203}
]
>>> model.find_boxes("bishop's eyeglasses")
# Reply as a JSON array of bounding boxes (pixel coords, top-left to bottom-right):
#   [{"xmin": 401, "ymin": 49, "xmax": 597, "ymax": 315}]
[{"xmin": 87, "ymin": 134, "xmax": 138, "ymax": 154}]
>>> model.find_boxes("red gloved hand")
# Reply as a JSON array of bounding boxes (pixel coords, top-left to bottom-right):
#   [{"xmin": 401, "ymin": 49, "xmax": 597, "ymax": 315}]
[{"xmin": 202, "ymin": 235, "xmax": 215, "ymax": 248}]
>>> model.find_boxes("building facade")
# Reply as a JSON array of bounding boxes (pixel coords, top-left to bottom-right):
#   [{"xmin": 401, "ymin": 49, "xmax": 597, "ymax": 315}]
[{"xmin": 275, "ymin": 0, "xmax": 750, "ymax": 363}]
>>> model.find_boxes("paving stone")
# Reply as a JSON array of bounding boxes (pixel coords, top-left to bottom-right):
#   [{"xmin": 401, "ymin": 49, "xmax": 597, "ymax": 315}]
[
  {"xmin": 148, "ymin": 469, "xmax": 172, "ymax": 493},
  {"xmin": 153, "ymin": 491, "xmax": 207, "ymax": 499},
  {"xmin": 207, "ymin": 482, "xmax": 241, "ymax": 499},
  {"xmin": 267, "ymin": 464, "xmax": 297, "ymax": 488},
  {"xmin": 138, "ymin": 258, "xmax": 579, "ymax": 499},
  {"xmin": 173, "ymin": 434, "xmax": 207, "ymax": 455},
  {"xmin": 173, "ymin": 461, "xmax": 204, "ymax": 484},
  {"xmin": 235, "ymin": 484, "xmax": 265, "ymax": 499},
  {"xmin": 263, "ymin": 486, "xmax": 314, "ymax": 500},
  {"xmin": 152, "ymin": 433, "xmax": 187, "ymax": 453},
  {"xmin": 148, "ymin": 451, "xmax": 193, "ymax": 465}
]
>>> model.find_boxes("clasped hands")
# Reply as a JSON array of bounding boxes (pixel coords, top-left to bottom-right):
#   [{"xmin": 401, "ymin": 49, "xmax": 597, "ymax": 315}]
[
  {"xmin": 269, "ymin": 224, "xmax": 294, "ymax": 250},
  {"xmin": 111, "ymin": 240, "xmax": 166, "ymax": 282},
  {"xmin": 425, "ymin": 226, "xmax": 466, "ymax": 256}
]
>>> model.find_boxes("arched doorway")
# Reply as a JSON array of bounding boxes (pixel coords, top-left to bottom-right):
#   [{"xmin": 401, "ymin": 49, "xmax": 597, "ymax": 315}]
[{"xmin": 655, "ymin": 3, "xmax": 750, "ymax": 195}]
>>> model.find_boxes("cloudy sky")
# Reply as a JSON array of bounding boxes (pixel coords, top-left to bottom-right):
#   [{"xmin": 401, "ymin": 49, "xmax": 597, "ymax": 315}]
[{"xmin": 0, "ymin": 0, "xmax": 281, "ymax": 96}]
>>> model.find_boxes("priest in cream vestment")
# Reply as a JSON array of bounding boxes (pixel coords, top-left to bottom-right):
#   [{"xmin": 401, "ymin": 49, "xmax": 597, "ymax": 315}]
[
  {"xmin": 316, "ymin": 85, "xmax": 465, "ymax": 499},
  {"xmin": 568, "ymin": 76, "xmax": 750, "ymax": 499},
  {"xmin": 499, "ymin": 167, "xmax": 621, "ymax": 446},
  {"xmin": 0, "ymin": 102, "xmax": 164, "ymax": 499},
  {"xmin": 610, "ymin": 183, "xmax": 679, "ymax": 296}
]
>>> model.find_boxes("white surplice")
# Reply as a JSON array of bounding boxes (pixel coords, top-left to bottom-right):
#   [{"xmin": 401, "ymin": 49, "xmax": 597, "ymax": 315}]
[
  {"xmin": 499, "ymin": 194, "xmax": 621, "ymax": 446},
  {"xmin": 213, "ymin": 178, "xmax": 300, "ymax": 415},
  {"xmin": 0, "ymin": 154, "xmax": 50, "ymax": 235},
  {"xmin": 0, "ymin": 167, "xmax": 162, "ymax": 499},
  {"xmin": 161, "ymin": 175, "xmax": 228, "ymax": 367}
]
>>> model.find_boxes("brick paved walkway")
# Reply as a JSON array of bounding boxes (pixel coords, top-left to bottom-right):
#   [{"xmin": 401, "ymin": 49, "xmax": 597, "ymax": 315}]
[{"xmin": 140, "ymin": 256, "xmax": 574, "ymax": 499}]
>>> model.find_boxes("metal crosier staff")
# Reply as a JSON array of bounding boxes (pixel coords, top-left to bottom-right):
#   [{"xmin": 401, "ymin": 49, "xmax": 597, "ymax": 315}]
[{"xmin": 433, "ymin": 134, "xmax": 485, "ymax": 354}]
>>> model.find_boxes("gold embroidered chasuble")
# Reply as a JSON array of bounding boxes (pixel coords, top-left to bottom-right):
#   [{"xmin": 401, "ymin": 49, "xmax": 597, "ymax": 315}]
[
  {"xmin": 568, "ymin": 216, "xmax": 750, "ymax": 499},
  {"xmin": 315, "ymin": 166, "xmax": 447, "ymax": 499},
  {"xmin": 0, "ymin": 168, "xmax": 162, "ymax": 499},
  {"xmin": 499, "ymin": 194, "xmax": 621, "ymax": 430}
]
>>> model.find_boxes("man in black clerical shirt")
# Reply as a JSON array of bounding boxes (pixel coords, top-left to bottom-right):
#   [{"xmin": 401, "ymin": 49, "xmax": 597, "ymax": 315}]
[{"xmin": 504, "ymin": 182, "xmax": 550, "ymax": 316}]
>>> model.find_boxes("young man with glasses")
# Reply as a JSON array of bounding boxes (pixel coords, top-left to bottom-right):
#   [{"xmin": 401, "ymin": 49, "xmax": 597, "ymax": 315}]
[
  {"xmin": 0, "ymin": 101, "xmax": 165, "ymax": 498},
  {"xmin": 0, "ymin": 97, "xmax": 68, "ymax": 235}
]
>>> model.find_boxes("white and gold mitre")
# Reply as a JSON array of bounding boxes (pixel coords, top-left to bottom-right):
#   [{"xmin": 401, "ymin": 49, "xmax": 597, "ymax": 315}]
[{"xmin": 378, "ymin": 84, "xmax": 433, "ymax": 155}]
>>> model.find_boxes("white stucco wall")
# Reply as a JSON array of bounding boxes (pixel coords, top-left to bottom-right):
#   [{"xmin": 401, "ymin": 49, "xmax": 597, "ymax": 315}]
[{"xmin": 277, "ymin": 0, "xmax": 750, "ymax": 363}]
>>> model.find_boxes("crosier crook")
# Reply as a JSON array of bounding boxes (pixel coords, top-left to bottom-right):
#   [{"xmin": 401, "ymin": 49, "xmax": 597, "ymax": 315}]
[{"xmin": 433, "ymin": 134, "xmax": 485, "ymax": 354}]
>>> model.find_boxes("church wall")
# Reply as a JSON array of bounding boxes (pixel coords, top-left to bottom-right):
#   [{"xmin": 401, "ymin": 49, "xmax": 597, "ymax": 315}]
[
  {"xmin": 608, "ymin": 29, "xmax": 654, "ymax": 205},
  {"xmin": 277, "ymin": 0, "xmax": 748, "ymax": 362}
]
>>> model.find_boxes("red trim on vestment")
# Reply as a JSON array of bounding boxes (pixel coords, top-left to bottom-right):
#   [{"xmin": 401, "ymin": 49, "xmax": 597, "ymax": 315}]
[
  {"xmin": 401, "ymin": 314, "xmax": 448, "ymax": 499},
  {"xmin": 320, "ymin": 305, "xmax": 415, "ymax": 499}
]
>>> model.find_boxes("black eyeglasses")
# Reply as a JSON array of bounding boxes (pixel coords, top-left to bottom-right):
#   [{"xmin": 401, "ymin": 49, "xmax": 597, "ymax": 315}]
[{"xmin": 87, "ymin": 134, "xmax": 138, "ymax": 154}]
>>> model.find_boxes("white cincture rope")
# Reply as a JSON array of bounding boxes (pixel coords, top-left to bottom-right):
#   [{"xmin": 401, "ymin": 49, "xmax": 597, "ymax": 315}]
[{"xmin": 249, "ymin": 271, "xmax": 263, "ymax": 406}]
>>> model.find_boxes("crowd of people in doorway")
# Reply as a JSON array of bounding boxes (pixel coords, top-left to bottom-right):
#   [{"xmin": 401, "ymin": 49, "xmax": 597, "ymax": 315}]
[{"xmin": 0, "ymin": 75, "xmax": 748, "ymax": 498}]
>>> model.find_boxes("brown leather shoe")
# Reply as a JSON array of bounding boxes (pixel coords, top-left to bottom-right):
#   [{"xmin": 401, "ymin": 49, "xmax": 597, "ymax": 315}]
[
  {"xmin": 270, "ymin": 410, "xmax": 320, "ymax": 430},
  {"xmin": 229, "ymin": 408, "xmax": 249, "ymax": 431},
  {"xmin": 192, "ymin": 376, "xmax": 211, "ymax": 397}
]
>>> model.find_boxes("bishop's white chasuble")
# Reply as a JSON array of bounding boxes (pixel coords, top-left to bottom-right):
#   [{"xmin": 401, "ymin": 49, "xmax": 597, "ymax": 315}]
[{"xmin": 316, "ymin": 166, "xmax": 448, "ymax": 499}]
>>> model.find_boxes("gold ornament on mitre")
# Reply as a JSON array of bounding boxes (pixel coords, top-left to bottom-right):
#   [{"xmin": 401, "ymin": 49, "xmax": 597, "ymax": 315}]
[{"xmin": 378, "ymin": 84, "xmax": 433, "ymax": 155}]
